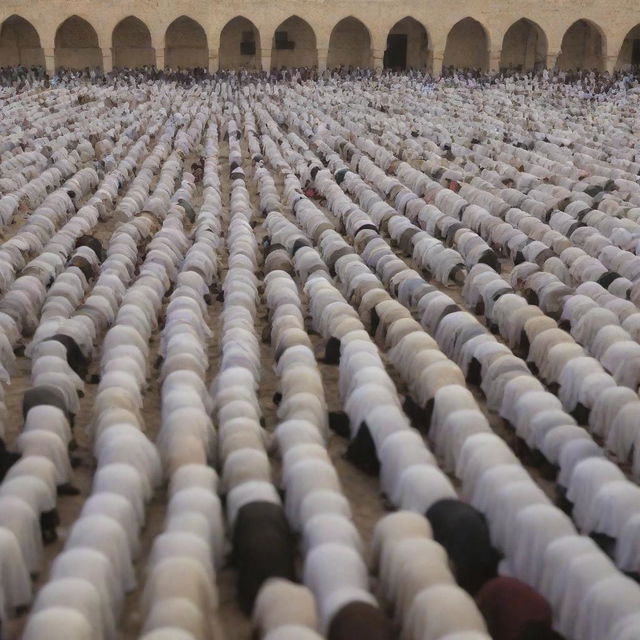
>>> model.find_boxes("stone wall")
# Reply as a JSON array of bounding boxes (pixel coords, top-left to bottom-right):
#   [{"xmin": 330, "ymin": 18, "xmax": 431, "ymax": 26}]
[
  {"xmin": 557, "ymin": 20, "xmax": 604, "ymax": 71},
  {"xmin": 54, "ymin": 15, "xmax": 102, "ymax": 69},
  {"xmin": 0, "ymin": 0, "xmax": 639, "ymax": 74},
  {"xmin": 0, "ymin": 15, "xmax": 45, "ymax": 66},
  {"xmin": 500, "ymin": 19, "xmax": 546, "ymax": 70},
  {"xmin": 388, "ymin": 17, "xmax": 428, "ymax": 70},
  {"xmin": 271, "ymin": 16, "xmax": 317, "ymax": 69},
  {"xmin": 165, "ymin": 16, "xmax": 208, "ymax": 69},
  {"xmin": 113, "ymin": 17, "xmax": 155, "ymax": 69},
  {"xmin": 218, "ymin": 17, "xmax": 261, "ymax": 71},
  {"xmin": 616, "ymin": 25, "xmax": 640, "ymax": 68},
  {"xmin": 326, "ymin": 17, "xmax": 371, "ymax": 68},
  {"xmin": 442, "ymin": 18, "xmax": 488, "ymax": 70}
]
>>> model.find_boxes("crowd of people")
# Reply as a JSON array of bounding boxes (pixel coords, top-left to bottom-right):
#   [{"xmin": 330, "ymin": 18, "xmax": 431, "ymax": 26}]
[
  {"xmin": 2, "ymin": 62, "xmax": 640, "ymax": 96},
  {"xmin": 0, "ymin": 61, "xmax": 640, "ymax": 640}
]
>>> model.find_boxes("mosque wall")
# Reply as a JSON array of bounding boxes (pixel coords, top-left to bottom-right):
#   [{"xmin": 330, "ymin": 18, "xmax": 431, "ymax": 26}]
[
  {"xmin": 0, "ymin": 44, "xmax": 42, "ymax": 66},
  {"xmin": 388, "ymin": 18, "xmax": 429, "ymax": 70},
  {"xmin": 1, "ymin": 0, "xmax": 640, "ymax": 75},
  {"xmin": 0, "ymin": 16, "xmax": 44, "ymax": 66},
  {"xmin": 218, "ymin": 17, "xmax": 261, "ymax": 71},
  {"xmin": 113, "ymin": 46, "xmax": 155, "ymax": 69},
  {"xmin": 442, "ymin": 19, "xmax": 488, "ymax": 70},
  {"xmin": 271, "ymin": 16, "xmax": 318, "ymax": 69},
  {"xmin": 557, "ymin": 20, "xmax": 604, "ymax": 71},
  {"xmin": 500, "ymin": 20, "xmax": 546, "ymax": 71},
  {"xmin": 615, "ymin": 25, "xmax": 640, "ymax": 69},
  {"xmin": 54, "ymin": 47, "xmax": 102, "ymax": 70},
  {"xmin": 165, "ymin": 47, "xmax": 208, "ymax": 70},
  {"xmin": 54, "ymin": 15, "xmax": 102, "ymax": 69},
  {"xmin": 164, "ymin": 16, "xmax": 208, "ymax": 69},
  {"xmin": 326, "ymin": 17, "xmax": 371, "ymax": 68},
  {"xmin": 112, "ymin": 17, "xmax": 155, "ymax": 69}
]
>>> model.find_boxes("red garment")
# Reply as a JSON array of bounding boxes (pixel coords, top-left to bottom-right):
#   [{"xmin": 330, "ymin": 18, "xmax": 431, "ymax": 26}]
[
  {"xmin": 304, "ymin": 187, "xmax": 319, "ymax": 199},
  {"xmin": 449, "ymin": 180, "xmax": 460, "ymax": 192},
  {"xmin": 476, "ymin": 577, "xmax": 553, "ymax": 640}
]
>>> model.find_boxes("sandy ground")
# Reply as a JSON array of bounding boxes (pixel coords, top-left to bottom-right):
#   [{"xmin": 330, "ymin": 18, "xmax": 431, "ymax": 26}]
[{"xmin": 2, "ymin": 129, "xmax": 575, "ymax": 640}]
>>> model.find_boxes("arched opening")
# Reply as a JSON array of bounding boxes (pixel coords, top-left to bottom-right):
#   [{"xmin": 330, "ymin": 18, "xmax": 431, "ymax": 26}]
[
  {"xmin": 165, "ymin": 16, "xmax": 207, "ymax": 70},
  {"xmin": 443, "ymin": 18, "xmax": 488, "ymax": 71},
  {"xmin": 384, "ymin": 17, "xmax": 429, "ymax": 71},
  {"xmin": 271, "ymin": 16, "xmax": 317, "ymax": 69},
  {"xmin": 54, "ymin": 16, "xmax": 102, "ymax": 70},
  {"xmin": 615, "ymin": 25, "xmax": 640, "ymax": 70},
  {"xmin": 500, "ymin": 19, "xmax": 547, "ymax": 71},
  {"xmin": 113, "ymin": 16, "xmax": 154, "ymax": 69},
  {"xmin": 219, "ymin": 17, "xmax": 261, "ymax": 70},
  {"xmin": 0, "ymin": 15, "xmax": 45, "ymax": 68},
  {"xmin": 327, "ymin": 17, "xmax": 371, "ymax": 69},
  {"xmin": 557, "ymin": 20, "xmax": 604, "ymax": 71}
]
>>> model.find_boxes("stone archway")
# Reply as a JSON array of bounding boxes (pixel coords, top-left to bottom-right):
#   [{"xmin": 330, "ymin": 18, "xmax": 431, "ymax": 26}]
[
  {"xmin": 384, "ymin": 17, "xmax": 429, "ymax": 71},
  {"xmin": 443, "ymin": 18, "xmax": 489, "ymax": 71},
  {"xmin": 113, "ymin": 16, "xmax": 154, "ymax": 69},
  {"xmin": 327, "ymin": 17, "xmax": 371, "ymax": 68},
  {"xmin": 615, "ymin": 24, "xmax": 640, "ymax": 70},
  {"xmin": 557, "ymin": 19, "xmax": 605, "ymax": 71},
  {"xmin": 0, "ymin": 15, "xmax": 45, "ymax": 67},
  {"xmin": 271, "ymin": 16, "xmax": 317, "ymax": 69},
  {"xmin": 219, "ymin": 16, "xmax": 261, "ymax": 71},
  {"xmin": 501, "ymin": 18, "xmax": 548, "ymax": 71},
  {"xmin": 55, "ymin": 15, "xmax": 102, "ymax": 70},
  {"xmin": 165, "ymin": 16, "xmax": 208, "ymax": 70}
]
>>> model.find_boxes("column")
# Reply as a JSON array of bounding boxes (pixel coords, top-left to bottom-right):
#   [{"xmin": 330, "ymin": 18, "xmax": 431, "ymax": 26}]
[
  {"xmin": 155, "ymin": 49, "xmax": 165, "ymax": 70},
  {"xmin": 44, "ymin": 47, "xmax": 55, "ymax": 76},
  {"xmin": 102, "ymin": 48, "xmax": 113, "ymax": 73},
  {"xmin": 488, "ymin": 50, "xmax": 501, "ymax": 73},
  {"xmin": 208, "ymin": 49, "xmax": 218, "ymax": 73},
  {"xmin": 546, "ymin": 52, "xmax": 559, "ymax": 70},
  {"xmin": 261, "ymin": 48, "xmax": 271, "ymax": 72},
  {"xmin": 605, "ymin": 55, "xmax": 617, "ymax": 73},
  {"xmin": 317, "ymin": 46, "xmax": 328, "ymax": 72},
  {"xmin": 431, "ymin": 51, "xmax": 444, "ymax": 77},
  {"xmin": 372, "ymin": 48, "xmax": 385, "ymax": 71}
]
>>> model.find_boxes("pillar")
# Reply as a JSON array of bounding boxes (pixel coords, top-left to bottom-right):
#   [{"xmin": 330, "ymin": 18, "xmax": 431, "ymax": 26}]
[
  {"xmin": 102, "ymin": 48, "xmax": 112, "ymax": 73},
  {"xmin": 208, "ymin": 49, "xmax": 218, "ymax": 73},
  {"xmin": 317, "ymin": 46, "xmax": 328, "ymax": 71},
  {"xmin": 44, "ymin": 47, "xmax": 55, "ymax": 75},
  {"xmin": 431, "ymin": 51, "xmax": 444, "ymax": 77},
  {"xmin": 546, "ymin": 52, "xmax": 559, "ymax": 70},
  {"xmin": 488, "ymin": 50, "xmax": 501, "ymax": 73},
  {"xmin": 156, "ymin": 49, "xmax": 165, "ymax": 70},
  {"xmin": 372, "ymin": 48, "xmax": 385, "ymax": 71},
  {"xmin": 261, "ymin": 48, "xmax": 271, "ymax": 72}
]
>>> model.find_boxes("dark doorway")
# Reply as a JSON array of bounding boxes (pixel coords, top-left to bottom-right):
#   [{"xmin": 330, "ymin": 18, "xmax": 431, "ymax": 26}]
[
  {"xmin": 632, "ymin": 39, "xmax": 640, "ymax": 66},
  {"xmin": 385, "ymin": 33, "xmax": 407, "ymax": 69}
]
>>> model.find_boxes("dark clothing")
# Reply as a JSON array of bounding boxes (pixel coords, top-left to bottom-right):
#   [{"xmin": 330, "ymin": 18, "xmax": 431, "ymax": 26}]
[
  {"xmin": 426, "ymin": 499, "xmax": 500, "ymax": 594},
  {"xmin": 232, "ymin": 501, "xmax": 296, "ymax": 613},
  {"xmin": 476, "ymin": 577, "xmax": 555, "ymax": 640},
  {"xmin": 328, "ymin": 601, "xmax": 395, "ymax": 640}
]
